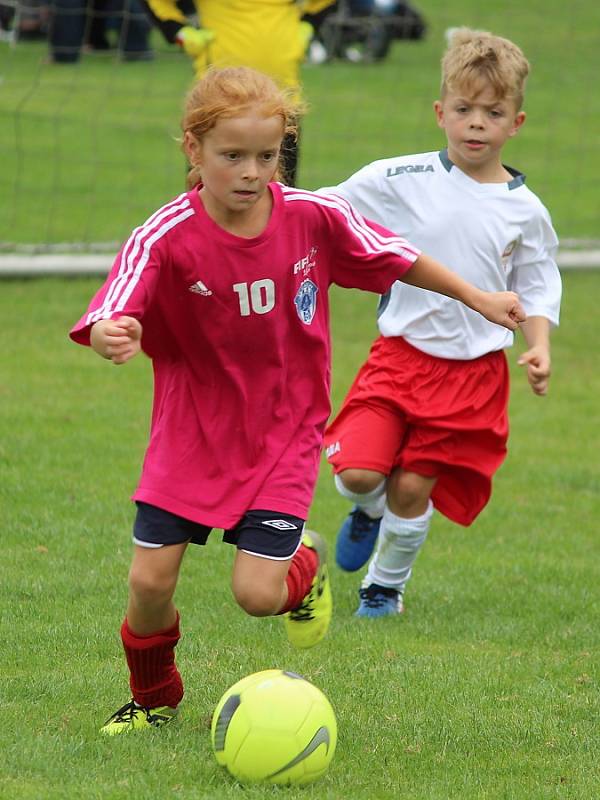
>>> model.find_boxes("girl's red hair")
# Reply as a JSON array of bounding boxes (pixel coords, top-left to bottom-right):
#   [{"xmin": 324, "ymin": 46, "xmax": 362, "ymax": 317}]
[{"xmin": 182, "ymin": 66, "xmax": 304, "ymax": 187}]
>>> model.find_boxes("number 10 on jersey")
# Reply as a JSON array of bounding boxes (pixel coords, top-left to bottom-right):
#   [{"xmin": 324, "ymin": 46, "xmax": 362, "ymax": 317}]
[{"xmin": 233, "ymin": 280, "xmax": 275, "ymax": 316}]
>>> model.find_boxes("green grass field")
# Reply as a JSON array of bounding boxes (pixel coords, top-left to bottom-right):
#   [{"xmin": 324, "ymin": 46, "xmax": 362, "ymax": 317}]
[
  {"xmin": 1, "ymin": 269, "xmax": 599, "ymax": 799},
  {"xmin": 1, "ymin": 0, "xmax": 599, "ymax": 245}
]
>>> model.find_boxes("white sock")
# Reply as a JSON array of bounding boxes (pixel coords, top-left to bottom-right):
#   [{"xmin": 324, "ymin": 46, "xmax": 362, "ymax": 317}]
[
  {"xmin": 364, "ymin": 501, "xmax": 434, "ymax": 593},
  {"xmin": 334, "ymin": 474, "xmax": 386, "ymax": 519}
]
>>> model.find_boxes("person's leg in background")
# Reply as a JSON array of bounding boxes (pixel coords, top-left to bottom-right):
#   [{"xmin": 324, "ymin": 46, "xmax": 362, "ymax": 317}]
[
  {"xmin": 49, "ymin": 0, "xmax": 86, "ymax": 62},
  {"xmin": 117, "ymin": 0, "xmax": 153, "ymax": 60},
  {"xmin": 281, "ymin": 128, "xmax": 300, "ymax": 186}
]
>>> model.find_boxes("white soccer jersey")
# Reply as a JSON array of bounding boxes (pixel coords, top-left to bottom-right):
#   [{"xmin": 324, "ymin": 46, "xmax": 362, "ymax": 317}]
[{"xmin": 322, "ymin": 149, "xmax": 562, "ymax": 360}]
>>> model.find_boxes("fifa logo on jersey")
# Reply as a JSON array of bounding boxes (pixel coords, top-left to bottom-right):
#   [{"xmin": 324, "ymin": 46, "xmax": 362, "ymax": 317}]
[
  {"xmin": 386, "ymin": 164, "xmax": 434, "ymax": 178},
  {"xmin": 293, "ymin": 246, "xmax": 318, "ymax": 276},
  {"xmin": 294, "ymin": 279, "xmax": 318, "ymax": 325}
]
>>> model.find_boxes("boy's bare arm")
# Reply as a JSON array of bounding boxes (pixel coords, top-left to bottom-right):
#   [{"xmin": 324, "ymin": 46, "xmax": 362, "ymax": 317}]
[
  {"xmin": 90, "ymin": 316, "xmax": 143, "ymax": 365},
  {"xmin": 517, "ymin": 316, "xmax": 552, "ymax": 396},
  {"xmin": 401, "ymin": 253, "xmax": 526, "ymax": 331}
]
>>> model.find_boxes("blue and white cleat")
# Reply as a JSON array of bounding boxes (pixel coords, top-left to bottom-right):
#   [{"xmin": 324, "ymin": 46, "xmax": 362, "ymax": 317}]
[
  {"xmin": 355, "ymin": 583, "xmax": 404, "ymax": 618},
  {"xmin": 335, "ymin": 507, "xmax": 381, "ymax": 572}
]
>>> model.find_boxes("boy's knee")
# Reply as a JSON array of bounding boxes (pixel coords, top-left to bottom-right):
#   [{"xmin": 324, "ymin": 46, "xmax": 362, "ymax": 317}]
[
  {"xmin": 338, "ymin": 468, "xmax": 383, "ymax": 496},
  {"xmin": 388, "ymin": 470, "xmax": 435, "ymax": 517}
]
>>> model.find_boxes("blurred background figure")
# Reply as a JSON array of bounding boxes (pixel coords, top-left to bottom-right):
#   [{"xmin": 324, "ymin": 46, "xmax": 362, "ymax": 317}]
[
  {"xmin": 138, "ymin": 0, "xmax": 336, "ymax": 186},
  {"xmin": 49, "ymin": 0, "xmax": 153, "ymax": 63},
  {"xmin": 0, "ymin": 0, "xmax": 50, "ymax": 42},
  {"xmin": 304, "ymin": 0, "xmax": 426, "ymax": 64}
]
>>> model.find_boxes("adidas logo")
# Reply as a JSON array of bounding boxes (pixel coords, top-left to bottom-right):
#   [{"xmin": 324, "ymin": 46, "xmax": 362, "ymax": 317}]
[{"xmin": 188, "ymin": 280, "xmax": 212, "ymax": 296}]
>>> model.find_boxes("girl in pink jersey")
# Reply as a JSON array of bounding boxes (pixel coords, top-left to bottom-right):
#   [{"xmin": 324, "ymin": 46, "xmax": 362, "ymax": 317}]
[{"xmin": 70, "ymin": 65, "xmax": 525, "ymax": 735}]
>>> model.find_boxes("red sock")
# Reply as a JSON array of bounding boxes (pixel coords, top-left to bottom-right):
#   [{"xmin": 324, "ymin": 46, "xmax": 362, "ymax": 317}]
[
  {"xmin": 121, "ymin": 614, "xmax": 184, "ymax": 709},
  {"xmin": 278, "ymin": 543, "xmax": 318, "ymax": 614}
]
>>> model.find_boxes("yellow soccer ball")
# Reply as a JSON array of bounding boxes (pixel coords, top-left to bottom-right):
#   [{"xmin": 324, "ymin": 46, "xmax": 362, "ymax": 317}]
[{"xmin": 211, "ymin": 669, "xmax": 337, "ymax": 785}]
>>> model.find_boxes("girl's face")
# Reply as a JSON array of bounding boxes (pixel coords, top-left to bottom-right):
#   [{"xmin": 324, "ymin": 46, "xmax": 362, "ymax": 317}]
[
  {"xmin": 185, "ymin": 111, "xmax": 283, "ymax": 229},
  {"xmin": 434, "ymin": 85, "xmax": 525, "ymax": 182}
]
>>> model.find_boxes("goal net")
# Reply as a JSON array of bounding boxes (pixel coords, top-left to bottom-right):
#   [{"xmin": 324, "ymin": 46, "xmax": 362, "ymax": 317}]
[{"xmin": 1, "ymin": 0, "xmax": 598, "ymax": 262}]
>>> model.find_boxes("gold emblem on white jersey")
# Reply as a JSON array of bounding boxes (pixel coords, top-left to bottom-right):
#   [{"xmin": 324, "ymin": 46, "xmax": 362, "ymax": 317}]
[{"xmin": 501, "ymin": 240, "xmax": 518, "ymax": 271}]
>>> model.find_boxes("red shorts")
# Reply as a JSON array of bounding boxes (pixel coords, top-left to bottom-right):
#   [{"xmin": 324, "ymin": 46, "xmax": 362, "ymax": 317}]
[{"xmin": 324, "ymin": 336, "xmax": 509, "ymax": 526}]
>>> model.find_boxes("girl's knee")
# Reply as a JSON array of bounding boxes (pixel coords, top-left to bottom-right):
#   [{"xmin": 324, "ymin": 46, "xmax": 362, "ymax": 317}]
[
  {"xmin": 127, "ymin": 543, "xmax": 186, "ymax": 607},
  {"xmin": 128, "ymin": 564, "xmax": 176, "ymax": 606},
  {"xmin": 232, "ymin": 583, "xmax": 282, "ymax": 617}
]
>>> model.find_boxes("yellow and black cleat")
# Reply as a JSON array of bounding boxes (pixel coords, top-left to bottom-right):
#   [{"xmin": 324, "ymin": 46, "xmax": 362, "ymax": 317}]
[
  {"xmin": 284, "ymin": 530, "xmax": 333, "ymax": 649},
  {"xmin": 100, "ymin": 699, "xmax": 177, "ymax": 736}
]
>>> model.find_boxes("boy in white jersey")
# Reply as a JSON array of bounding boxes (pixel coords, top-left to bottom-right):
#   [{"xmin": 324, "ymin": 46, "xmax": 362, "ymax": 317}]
[
  {"xmin": 323, "ymin": 28, "xmax": 562, "ymax": 617},
  {"xmin": 70, "ymin": 65, "xmax": 525, "ymax": 735}
]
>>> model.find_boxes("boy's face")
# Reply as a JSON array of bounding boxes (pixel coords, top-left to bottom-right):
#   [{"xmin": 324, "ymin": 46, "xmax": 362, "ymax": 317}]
[{"xmin": 434, "ymin": 85, "xmax": 526, "ymax": 180}]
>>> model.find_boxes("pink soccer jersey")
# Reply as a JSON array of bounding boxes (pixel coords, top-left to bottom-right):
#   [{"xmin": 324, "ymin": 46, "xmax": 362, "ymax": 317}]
[{"xmin": 70, "ymin": 183, "xmax": 420, "ymax": 528}]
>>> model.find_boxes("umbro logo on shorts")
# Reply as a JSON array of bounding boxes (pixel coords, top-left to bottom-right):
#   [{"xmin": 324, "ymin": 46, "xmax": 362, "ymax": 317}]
[{"xmin": 261, "ymin": 519, "xmax": 299, "ymax": 531}]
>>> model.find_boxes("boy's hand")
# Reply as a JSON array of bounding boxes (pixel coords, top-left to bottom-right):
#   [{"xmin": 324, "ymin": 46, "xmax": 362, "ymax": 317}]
[
  {"xmin": 478, "ymin": 291, "xmax": 526, "ymax": 331},
  {"xmin": 175, "ymin": 26, "xmax": 215, "ymax": 58},
  {"xmin": 518, "ymin": 345, "xmax": 551, "ymax": 396},
  {"xmin": 91, "ymin": 316, "xmax": 142, "ymax": 365}
]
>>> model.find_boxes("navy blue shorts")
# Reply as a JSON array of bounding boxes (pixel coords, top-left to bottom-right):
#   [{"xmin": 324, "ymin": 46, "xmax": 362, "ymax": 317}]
[{"xmin": 133, "ymin": 502, "xmax": 305, "ymax": 560}]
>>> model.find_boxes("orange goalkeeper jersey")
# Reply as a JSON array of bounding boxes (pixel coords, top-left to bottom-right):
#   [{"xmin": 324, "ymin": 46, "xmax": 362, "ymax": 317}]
[{"xmin": 144, "ymin": 0, "xmax": 334, "ymax": 87}]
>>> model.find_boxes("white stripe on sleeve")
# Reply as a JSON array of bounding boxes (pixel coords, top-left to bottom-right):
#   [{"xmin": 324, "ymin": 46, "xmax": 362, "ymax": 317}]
[
  {"xmin": 86, "ymin": 195, "xmax": 192, "ymax": 326},
  {"xmin": 282, "ymin": 188, "xmax": 420, "ymax": 263}
]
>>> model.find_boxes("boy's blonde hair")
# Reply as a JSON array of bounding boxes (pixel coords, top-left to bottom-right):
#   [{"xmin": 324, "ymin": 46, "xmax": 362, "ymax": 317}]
[
  {"xmin": 441, "ymin": 28, "xmax": 530, "ymax": 109},
  {"xmin": 182, "ymin": 66, "xmax": 304, "ymax": 188}
]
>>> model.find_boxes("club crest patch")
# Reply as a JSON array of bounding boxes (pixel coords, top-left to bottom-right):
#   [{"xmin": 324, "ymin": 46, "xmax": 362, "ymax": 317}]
[{"xmin": 294, "ymin": 279, "xmax": 318, "ymax": 325}]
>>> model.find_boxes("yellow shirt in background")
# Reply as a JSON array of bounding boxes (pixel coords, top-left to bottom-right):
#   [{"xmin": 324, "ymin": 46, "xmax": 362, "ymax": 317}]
[{"xmin": 145, "ymin": 0, "xmax": 335, "ymax": 87}]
